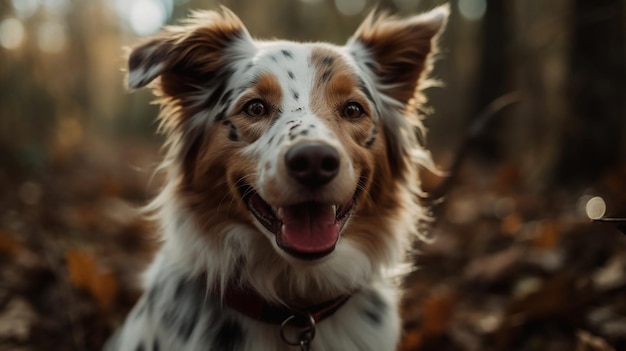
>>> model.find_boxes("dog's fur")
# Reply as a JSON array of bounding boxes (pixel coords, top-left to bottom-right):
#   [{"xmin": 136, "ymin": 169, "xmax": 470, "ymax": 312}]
[{"xmin": 106, "ymin": 6, "xmax": 447, "ymax": 351}]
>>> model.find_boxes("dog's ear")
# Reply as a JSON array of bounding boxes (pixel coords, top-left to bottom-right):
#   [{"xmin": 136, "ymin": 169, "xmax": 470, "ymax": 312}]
[
  {"xmin": 126, "ymin": 8, "xmax": 252, "ymax": 90},
  {"xmin": 348, "ymin": 5, "xmax": 449, "ymax": 105}
]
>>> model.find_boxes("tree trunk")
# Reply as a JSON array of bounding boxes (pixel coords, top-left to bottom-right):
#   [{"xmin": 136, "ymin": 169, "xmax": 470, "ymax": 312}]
[{"xmin": 554, "ymin": 0, "xmax": 626, "ymax": 187}]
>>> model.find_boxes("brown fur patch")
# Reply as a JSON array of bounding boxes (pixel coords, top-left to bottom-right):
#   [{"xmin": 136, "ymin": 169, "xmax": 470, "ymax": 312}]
[
  {"xmin": 178, "ymin": 72, "xmax": 283, "ymax": 243},
  {"xmin": 310, "ymin": 46, "xmax": 373, "ymax": 145},
  {"xmin": 309, "ymin": 46, "xmax": 401, "ymax": 263},
  {"xmin": 128, "ymin": 9, "xmax": 246, "ymax": 134},
  {"xmin": 130, "ymin": 10, "xmax": 249, "ymax": 218},
  {"xmin": 353, "ymin": 13, "xmax": 443, "ymax": 105},
  {"xmin": 178, "ymin": 125, "xmax": 257, "ymax": 245},
  {"xmin": 230, "ymin": 72, "xmax": 283, "ymax": 142}
]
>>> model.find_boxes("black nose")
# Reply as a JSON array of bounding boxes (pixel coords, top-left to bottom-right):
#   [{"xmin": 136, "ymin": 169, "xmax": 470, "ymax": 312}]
[{"xmin": 285, "ymin": 143, "xmax": 340, "ymax": 187}]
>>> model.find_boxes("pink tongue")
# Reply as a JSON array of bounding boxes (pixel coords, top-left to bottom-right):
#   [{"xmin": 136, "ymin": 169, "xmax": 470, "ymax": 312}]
[{"xmin": 279, "ymin": 203, "xmax": 339, "ymax": 254}]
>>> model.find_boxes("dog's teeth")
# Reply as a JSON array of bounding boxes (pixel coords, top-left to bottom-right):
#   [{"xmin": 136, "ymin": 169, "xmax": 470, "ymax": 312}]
[
  {"xmin": 332, "ymin": 205, "xmax": 337, "ymax": 214},
  {"xmin": 277, "ymin": 207, "xmax": 284, "ymax": 220}
]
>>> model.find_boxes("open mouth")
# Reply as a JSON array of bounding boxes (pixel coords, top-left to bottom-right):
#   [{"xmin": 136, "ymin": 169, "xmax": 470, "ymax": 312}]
[{"xmin": 240, "ymin": 185, "xmax": 356, "ymax": 260}]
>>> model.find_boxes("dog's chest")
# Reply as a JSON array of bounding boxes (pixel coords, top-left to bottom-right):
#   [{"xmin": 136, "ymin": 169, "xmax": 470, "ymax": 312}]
[{"xmin": 107, "ymin": 272, "xmax": 400, "ymax": 351}]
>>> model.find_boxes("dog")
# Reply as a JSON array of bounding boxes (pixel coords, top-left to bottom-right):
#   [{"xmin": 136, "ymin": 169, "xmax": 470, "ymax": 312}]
[{"xmin": 106, "ymin": 5, "xmax": 448, "ymax": 351}]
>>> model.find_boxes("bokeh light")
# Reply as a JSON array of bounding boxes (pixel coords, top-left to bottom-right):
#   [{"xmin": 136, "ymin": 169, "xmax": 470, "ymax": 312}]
[
  {"xmin": 0, "ymin": 18, "xmax": 25, "ymax": 50},
  {"xmin": 11, "ymin": 0, "xmax": 40, "ymax": 19},
  {"xmin": 41, "ymin": 0, "xmax": 70, "ymax": 15},
  {"xmin": 458, "ymin": 0, "xmax": 487, "ymax": 21},
  {"xmin": 130, "ymin": 0, "xmax": 168, "ymax": 36},
  {"xmin": 334, "ymin": 0, "xmax": 366, "ymax": 16},
  {"xmin": 37, "ymin": 21, "xmax": 66, "ymax": 53},
  {"xmin": 585, "ymin": 196, "xmax": 606, "ymax": 220},
  {"xmin": 112, "ymin": 0, "xmax": 173, "ymax": 36}
]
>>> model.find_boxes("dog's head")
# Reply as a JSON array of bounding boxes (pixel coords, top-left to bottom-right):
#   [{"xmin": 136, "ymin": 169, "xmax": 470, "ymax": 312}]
[{"xmin": 129, "ymin": 7, "xmax": 447, "ymax": 301}]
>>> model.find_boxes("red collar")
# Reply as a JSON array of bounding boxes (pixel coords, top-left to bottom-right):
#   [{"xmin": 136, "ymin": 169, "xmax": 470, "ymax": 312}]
[{"xmin": 219, "ymin": 283, "xmax": 351, "ymax": 328}]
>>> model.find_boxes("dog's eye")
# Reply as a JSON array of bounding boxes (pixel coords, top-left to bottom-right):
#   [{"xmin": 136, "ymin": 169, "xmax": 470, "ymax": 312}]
[
  {"xmin": 342, "ymin": 102, "xmax": 365, "ymax": 119},
  {"xmin": 243, "ymin": 100, "xmax": 268, "ymax": 118}
]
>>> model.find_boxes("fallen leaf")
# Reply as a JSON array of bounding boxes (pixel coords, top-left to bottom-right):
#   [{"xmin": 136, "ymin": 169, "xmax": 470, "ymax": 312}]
[
  {"xmin": 66, "ymin": 247, "xmax": 118, "ymax": 311},
  {"xmin": 400, "ymin": 327, "xmax": 424, "ymax": 351},
  {"xmin": 532, "ymin": 220, "xmax": 561, "ymax": 250},
  {"xmin": 66, "ymin": 248, "xmax": 96, "ymax": 290},
  {"xmin": 0, "ymin": 230, "xmax": 21, "ymax": 258},
  {"xmin": 421, "ymin": 290, "xmax": 456, "ymax": 337}
]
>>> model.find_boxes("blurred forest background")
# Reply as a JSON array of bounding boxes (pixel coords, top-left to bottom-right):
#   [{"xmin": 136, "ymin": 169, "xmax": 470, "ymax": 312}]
[{"xmin": 0, "ymin": 0, "xmax": 625, "ymax": 350}]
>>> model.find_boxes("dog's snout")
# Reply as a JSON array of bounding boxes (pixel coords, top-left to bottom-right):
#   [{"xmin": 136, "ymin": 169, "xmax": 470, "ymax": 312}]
[{"xmin": 285, "ymin": 144, "xmax": 339, "ymax": 187}]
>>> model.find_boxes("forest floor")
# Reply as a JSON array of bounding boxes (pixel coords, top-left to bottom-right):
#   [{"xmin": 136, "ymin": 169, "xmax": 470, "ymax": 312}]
[{"xmin": 1, "ymin": 137, "xmax": 625, "ymax": 351}]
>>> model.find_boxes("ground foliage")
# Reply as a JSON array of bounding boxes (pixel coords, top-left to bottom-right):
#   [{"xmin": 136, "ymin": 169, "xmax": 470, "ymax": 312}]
[{"xmin": 0, "ymin": 139, "xmax": 625, "ymax": 351}]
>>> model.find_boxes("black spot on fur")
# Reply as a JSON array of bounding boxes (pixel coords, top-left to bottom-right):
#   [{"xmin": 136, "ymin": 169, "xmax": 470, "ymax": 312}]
[
  {"xmin": 228, "ymin": 128, "xmax": 239, "ymax": 142},
  {"xmin": 211, "ymin": 319, "xmax": 244, "ymax": 351},
  {"xmin": 201, "ymin": 74, "xmax": 229, "ymax": 111},
  {"xmin": 215, "ymin": 110, "xmax": 226, "ymax": 122},
  {"xmin": 128, "ymin": 51, "xmax": 145, "ymax": 72},
  {"xmin": 174, "ymin": 278, "xmax": 186, "ymax": 300},
  {"xmin": 364, "ymin": 309, "xmax": 381, "ymax": 325},
  {"xmin": 268, "ymin": 136, "xmax": 274, "ymax": 145},
  {"xmin": 134, "ymin": 301, "xmax": 146, "ymax": 319},
  {"xmin": 220, "ymin": 89, "xmax": 233, "ymax": 106},
  {"xmin": 364, "ymin": 127, "xmax": 378, "ymax": 148},
  {"xmin": 359, "ymin": 79, "xmax": 375, "ymax": 103},
  {"xmin": 188, "ymin": 70, "xmax": 217, "ymax": 86},
  {"xmin": 288, "ymin": 71, "xmax": 295, "ymax": 79},
  {"xmin": 209, "ymin": 81, "xmax": 227, "ymax": 106},
  {"xmin": 281, "ymin": 50, "xmax": 294, "ymax": 59},
  {"xmin": 299, "ymin": 130, "xmax": 308, "ymax": 136},
  {"xmin": 322, "ymin": 56, "xmax": 335, "ymax": 66},
  {"xmin": 270, "ymin": 55, "xmax": 278, "ymax": 63},
  {"xmin": 289, "ymin": 124, "xmax": 299, "ymax": 132},
  {"xmin": 321, "ymin": 70, "xmax": 332, "ymax": 83},
  {"xmin": 309, "ymin": 124, "xmax": 315, "ymax": 129},
  {"xmin": 222, "ymin": 120, "xmax": 239, "ymax": 141},
  {"xmin": 159, "ymin": 278, "xmax": 204, "ymax": 342},
  {"xmin": 178, "ymin": 308, "xmax": 199, "ymax": 341},
  {"xmin": 287, "ymin": 120, "xmax": 296, "ymax": 124},
  {"xmin": 162, "ymin": 308, "xmax": 176, "ymax": 330},
  {"xmin": 193, "ymin": 69, "xmax": 229, "ymax": 101},
  {"xmin": 147, "ymin": 49, "xmax": 168, "ymax": 70},
  {"xmin": 293, "ymin": 91, "xmax": 300, "ymax": 100},
  {"xmin": 363, "ymin": 291, "xmax": 386, "ymax": 325},
  {"xmin": 365, "ymin": 61, "xmax": 377, "ymax": 72},
  {"xmin": 146, "ymin": 284, "xmax": 160, "ymax": 314},
  {"xmin": 369, "ymin": 291, "xmax": 386, "ymax": 310}
]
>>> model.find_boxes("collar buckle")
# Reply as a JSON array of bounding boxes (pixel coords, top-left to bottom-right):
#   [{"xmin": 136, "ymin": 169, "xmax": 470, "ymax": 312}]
[{"xmin": 280, "ymin": 313, "xmax": 316, "ymax": 351}]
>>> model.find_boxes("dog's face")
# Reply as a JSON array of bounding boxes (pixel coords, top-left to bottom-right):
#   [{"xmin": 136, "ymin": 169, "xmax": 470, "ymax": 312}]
[{"xmin": 129, "ymin": 7, "xmax": 447, "ymax": 295}]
